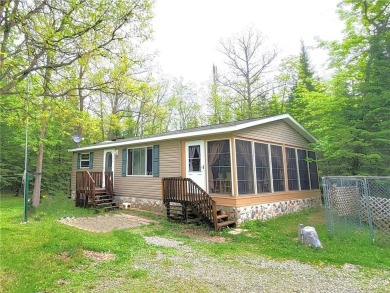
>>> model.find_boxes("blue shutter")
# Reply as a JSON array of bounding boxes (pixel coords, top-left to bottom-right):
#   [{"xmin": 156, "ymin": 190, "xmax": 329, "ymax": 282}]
[
  {"xmin": 89, "ymin": 152, "xmax": 94, "ymax": 169},
  {"xmin": 122, "ymin": 148, "xmax": 127, "ymax": 177},
  {"xmin": 77, "ymin": 153, "xmax": 81, "ymax": 169},
  {"xmin": 152, "ymin": 145, "xmax": 159, "ymax": 177}
]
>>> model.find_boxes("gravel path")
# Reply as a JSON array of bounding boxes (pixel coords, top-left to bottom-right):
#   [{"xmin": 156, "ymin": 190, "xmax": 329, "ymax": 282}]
[
  {"xmin": 139, "ymin": 236, "xmax": 390, "ymax": 293},
  {"xmin": 56, "ymin": 217, "xmax": 389, "ymax": 292}
]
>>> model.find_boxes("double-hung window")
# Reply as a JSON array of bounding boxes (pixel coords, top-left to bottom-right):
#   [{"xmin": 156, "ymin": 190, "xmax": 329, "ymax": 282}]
[
  {"xmin": 127, "ymin": 147, "xmax": 153, "ymax": 175},
  {"xmin": 80, "ymin": 153, "xmax": 91, "ymax": 168}
]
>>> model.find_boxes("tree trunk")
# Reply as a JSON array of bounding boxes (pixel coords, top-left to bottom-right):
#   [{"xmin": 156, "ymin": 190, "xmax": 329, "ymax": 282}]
[{"xmin": 32, "ymin": 120, "xmax": 47, "ymax": 208}]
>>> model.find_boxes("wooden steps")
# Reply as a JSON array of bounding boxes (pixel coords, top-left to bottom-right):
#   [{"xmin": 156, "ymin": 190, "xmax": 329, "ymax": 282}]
[
  {"xmin": 163, "ymin": 178, "xmax": 236, "ymax": 231},
  {"xmin": 216, "ymin": 220, "xmax": 236, "ymax": 229},
  {"xmin": 94, "ymin": 193, "xmax": 118, "ymax": 212},
  {"xmin": 165, "ymin": 201, "xmax": 236, "ymax": 230},
  {"xmin": 76, "ymin": 171, "xmax": 115, "ymax": 212}
]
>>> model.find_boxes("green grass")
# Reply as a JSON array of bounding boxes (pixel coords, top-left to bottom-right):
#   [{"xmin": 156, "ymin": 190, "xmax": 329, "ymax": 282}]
[
  {"xmin": 0, "ymin": 193, "xmax": 389, "ymax": 293},
  {"xmin": 218, "ymin": 208, "xmax": 390, "ymax": 268}
]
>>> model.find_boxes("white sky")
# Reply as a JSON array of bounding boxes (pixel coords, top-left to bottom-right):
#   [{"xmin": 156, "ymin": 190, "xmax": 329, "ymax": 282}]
[{"xmin": 149, "ymin": 0, "xmax": 344, "ymax": 84}]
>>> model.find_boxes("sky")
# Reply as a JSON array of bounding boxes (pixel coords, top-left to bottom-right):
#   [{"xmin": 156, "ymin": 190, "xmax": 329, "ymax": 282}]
[{"xmin": 149, "ymin": 0, "xmax": 344, "ymax": 84}]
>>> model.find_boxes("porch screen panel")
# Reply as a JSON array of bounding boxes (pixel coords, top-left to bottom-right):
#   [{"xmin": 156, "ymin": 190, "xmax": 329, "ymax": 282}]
[
  {"xmin": 254, "ymin": 143, "xmax": 271, "ymax": 193},
  {"xmin": 297, "ymin": 149, "xmax": 310, "ymax": 190},
  {"xmin": 286, "ymin": 147, "xmax": 299, "ymax": 191},
  {"xmin": 271, "ymin": 145, "xmax": 285, "ymax": 192},
  {"xmin": 235, "ymin": 140, "xmax": 254, "ymax": 195},
  {"xmin": 308, "ymin": 151, "xmax": 319, "ymax": 189},
  {"xmin": 207, "ymin": 140, "xmax": 231, "ymax": 194}
]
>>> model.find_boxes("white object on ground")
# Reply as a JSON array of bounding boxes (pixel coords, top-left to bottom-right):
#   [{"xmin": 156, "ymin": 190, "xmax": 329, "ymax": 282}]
[{"xmin": 299, "ymin": 224, "xmax": 322, "ymax": 248}]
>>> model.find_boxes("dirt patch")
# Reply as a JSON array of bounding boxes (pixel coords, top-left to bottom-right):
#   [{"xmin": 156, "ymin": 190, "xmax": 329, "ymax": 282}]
[
  {"xmin": 55, "ymin": 252, "xmax": 71, "ymax": 263},
  {"xmin": 181, "ymin": 228, "xmax": 227, "ymax": 243},
  {"xmin": 58, "ymin": 213, "xmax": 155, "ymax": 232},
  {"xmin": 83, "ymin": 250, "xmax": 116, "ymax": 263}
]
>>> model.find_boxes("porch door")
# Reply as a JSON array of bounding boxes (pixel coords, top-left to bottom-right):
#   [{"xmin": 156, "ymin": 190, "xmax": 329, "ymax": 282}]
[
  {"xmin": 103, "ymin": 149, "xmax": 115, "ymax": 187},
  {"xmin": 185, "ymin": 140, "xmax": 206, "ymax": 190}
]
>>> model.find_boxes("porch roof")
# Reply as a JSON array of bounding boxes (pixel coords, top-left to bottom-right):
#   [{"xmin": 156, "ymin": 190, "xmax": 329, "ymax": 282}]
[{"xmin": 68, "ymin": 114, "xmax": 316, "ymax": 152}]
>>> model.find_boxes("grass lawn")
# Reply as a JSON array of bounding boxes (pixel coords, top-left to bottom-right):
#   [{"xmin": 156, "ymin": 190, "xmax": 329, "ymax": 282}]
[{"xmin": 0, "ymin": 193, "xmax": 389, "ymax": 293}]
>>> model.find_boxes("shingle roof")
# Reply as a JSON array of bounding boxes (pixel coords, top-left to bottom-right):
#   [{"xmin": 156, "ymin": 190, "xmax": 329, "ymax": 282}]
[{"xmin": 69, "ymin": 114, "xmax": 316, "ymax": 152}]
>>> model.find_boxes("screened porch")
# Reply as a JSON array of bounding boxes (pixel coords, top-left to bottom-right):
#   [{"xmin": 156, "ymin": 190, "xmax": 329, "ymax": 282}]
[{"xmin": 206, "ymin": 138, "xmax": 320, "ymax": 196}]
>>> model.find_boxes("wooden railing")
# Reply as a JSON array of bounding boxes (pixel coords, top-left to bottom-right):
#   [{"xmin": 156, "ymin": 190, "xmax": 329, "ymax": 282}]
[
  {"xmin": 76, "ymin": 171, "xmax": 113, "ymax": 206},
  {"xmin": 162, "ymin": 177, "xmax": 218, "ymax": 230},
  {"xmin": 105, "ymin": 172, "xmax": 113, "ymax": 196}
]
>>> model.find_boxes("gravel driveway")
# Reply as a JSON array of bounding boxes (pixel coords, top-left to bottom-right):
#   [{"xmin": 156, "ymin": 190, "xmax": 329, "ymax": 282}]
[
  {"xmin": 133, "ymin": 236, "xmax": 390, "ymax": 293},
  {"xmin": 58, "ymin": 216, "xmax": 389, "ymax": 292}
]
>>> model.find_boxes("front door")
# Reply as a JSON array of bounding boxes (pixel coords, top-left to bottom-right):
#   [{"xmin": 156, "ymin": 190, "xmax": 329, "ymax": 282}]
[
  {"xmin": 185, "ymin": 140, "xmax": 206, "ymax": 190},
  {"xmin": 103, "ymin": 150, "xmax": 115, "ymax": 187}
]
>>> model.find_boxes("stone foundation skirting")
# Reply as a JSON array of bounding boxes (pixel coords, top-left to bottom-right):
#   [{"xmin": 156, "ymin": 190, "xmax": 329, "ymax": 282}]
[
  {"xmin": 113, "ymin": 196, "xmax": 165, "ymax": 214},
  {"xmin": 218, "ymin": 197, "xmax": 322, "ymax": 225}
]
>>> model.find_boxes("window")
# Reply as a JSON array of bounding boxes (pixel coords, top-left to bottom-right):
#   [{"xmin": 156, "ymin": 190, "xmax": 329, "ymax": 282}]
[
  {"xmin": 308, "ymin": 151, "xmax": 319, "ymax": 189},
  {"xmin": 254, "ymin": 143, "xmax": 271, "ymax": 193},
  {"xmin": 286, "ymin": 147, "xmax": 299, "ymax": 191},
  {"xmin": 80, "ymin": 153, "xmax": 90, "ymax": 168},
  {"xmin": 235, "ymin": 140, "xmax": 254, "ymax": 194},
  {"xmin": 188, "ymin": 145, "xmax": 201, "ymax": 172},
  {"xmin": 271, "ymin": 145, "xmax": 285, "ymax": 192},
  {"xmin": 127, "ymin": 147, "xmax": 153, "ymax": 176},
  {"xmin": 297, "ymin": 149, "xmax": 310, "ymax": 190},
  {"xmin": 208, "ymin": 140, "xmax": 231, "ymax": 194}
]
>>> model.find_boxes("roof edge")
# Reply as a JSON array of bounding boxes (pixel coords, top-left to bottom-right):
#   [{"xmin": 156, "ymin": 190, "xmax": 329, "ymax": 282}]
[{"xmin": 68, "ymin": 114, "xmax": 316, "ymax": 152}]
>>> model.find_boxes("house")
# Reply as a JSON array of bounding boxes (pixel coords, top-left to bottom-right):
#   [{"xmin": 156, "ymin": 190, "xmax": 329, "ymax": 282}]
[{"xmin": 69, "ymin": 114, "xmax": 321, "ymax": 228}]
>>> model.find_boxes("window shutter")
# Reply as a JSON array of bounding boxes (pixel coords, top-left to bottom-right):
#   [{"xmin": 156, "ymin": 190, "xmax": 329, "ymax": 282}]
[
  {"xmin": 89, "ymin": 152, "xmax": 94, "ymax": 169},
  {"xmin": 122, "ymin": 148, "xmax": 127, "ymax": 177},
  {"xmin": 77, "ymin": 153, "xmax": 81, "ymax": 169},
  {"xmin": 152, "ymin": 145, "xmax": 160, "ymax": 177}
]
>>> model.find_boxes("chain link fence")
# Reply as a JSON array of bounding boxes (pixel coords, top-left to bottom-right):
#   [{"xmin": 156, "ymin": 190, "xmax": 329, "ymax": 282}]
[{"xmin": 323, "ymin": 176, "xmax": 390, "ymax": 247}]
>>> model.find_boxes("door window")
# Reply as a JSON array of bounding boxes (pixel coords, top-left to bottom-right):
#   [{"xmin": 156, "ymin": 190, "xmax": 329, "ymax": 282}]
[
  {"xmin": 188, "ymin": 145, "xmax": 201, "ymax": 172},
  {"xmin": 105, "ymin": 152, "xmax": 113, "ymax": 172}
]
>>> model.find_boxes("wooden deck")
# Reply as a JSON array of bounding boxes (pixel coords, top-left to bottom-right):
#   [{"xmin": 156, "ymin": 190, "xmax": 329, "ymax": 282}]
[
  {"xmin": 75, "ymin": 171, "xmax": 117, "ymax": 211},
  {"xmin": 162, "ymin": 177, "xmax": 236, "ymax": 231}
]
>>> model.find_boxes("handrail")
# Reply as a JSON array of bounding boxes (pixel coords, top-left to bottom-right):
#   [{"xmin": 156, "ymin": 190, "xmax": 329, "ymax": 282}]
[
  {"xmin": 105, "ymin": 172, "xmax": 113, "ymax": 196},
  {"xmin": 162, "ymin": 177, "xmax": 217, "ymax": 228},
  {"xmin": 76, "ymin": 171, "xmax": 107, "ymax": 207}
]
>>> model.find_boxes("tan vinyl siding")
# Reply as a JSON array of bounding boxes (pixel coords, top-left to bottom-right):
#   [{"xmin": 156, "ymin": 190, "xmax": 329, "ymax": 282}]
[
  {"xmin": 70, "ymin": 150, "xmax": 104, "ymax": 192},
  {"xmin": 235, "ymin": 120, "xmax": 311, "ymax": 148},
  {"xmin": 113, "ymin": 140, "xmax": 181, "ymax": 199},
  {"xmin": 160, "ymin": 140, "xmax": 181, "ymax": 177}
]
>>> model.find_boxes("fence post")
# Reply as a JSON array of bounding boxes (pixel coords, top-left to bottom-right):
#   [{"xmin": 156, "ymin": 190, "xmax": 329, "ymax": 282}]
[
  {"xmin": 322, "ymin": 176, "xmax": 334, "ymax": 234},
  {"xmin": 23, "ymin": 172, "xmax": 29, "ymax": 222},
  {"xmin": 363, "ymin": 177, "xmax": 375, "ymax": 244}
]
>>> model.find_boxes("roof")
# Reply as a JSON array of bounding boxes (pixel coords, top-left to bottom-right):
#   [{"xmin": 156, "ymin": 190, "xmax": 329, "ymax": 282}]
[{"xmin": 69, "ymin": 114, "xmax": 316, "ymax": 152}]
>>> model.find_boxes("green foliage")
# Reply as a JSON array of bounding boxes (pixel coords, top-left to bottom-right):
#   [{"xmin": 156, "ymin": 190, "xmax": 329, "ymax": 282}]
[
  {"xmin": 1, "ymin": 195, "xmax": 388, "ymax": 293},
  {"xmin": 324, "ymin": 0, "xmax": 390, "ymax": 175}
]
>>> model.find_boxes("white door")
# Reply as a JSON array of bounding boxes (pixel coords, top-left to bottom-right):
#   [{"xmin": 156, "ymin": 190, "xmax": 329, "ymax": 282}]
[
  {"xmin": 185, "ymin": 140, "xmax": 206, "ymax": 190},
  {"xmin": 103, "ymin": 149, "xmax": 115, "ymax": 187}
]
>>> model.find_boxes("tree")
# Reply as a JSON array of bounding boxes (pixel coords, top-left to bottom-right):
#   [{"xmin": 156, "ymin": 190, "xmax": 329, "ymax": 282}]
[
  {"xmin": 0, "ymin": 0, "xmax": 153, "ymax": 95},
  {"xmin": 217, "ymin": 27, "xmax": 278, "ymax": 119},
  {"xmin": 208, "ymin": 65, "xmax": 232, "ymax": 124},
  {"xmin": 324, "ymin": 0, "xmax": 390, "ymax": 175},
  {"xmin": 287, "ymin": 41, "xmax": 320, "ymax": 121},
  {"xmin": 0, "ymin": 0, "xmax": 154, "ymax": 207},
  {"xmin": 164, "ymin": 78, "xmax": 204, "ymax": 131}
]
